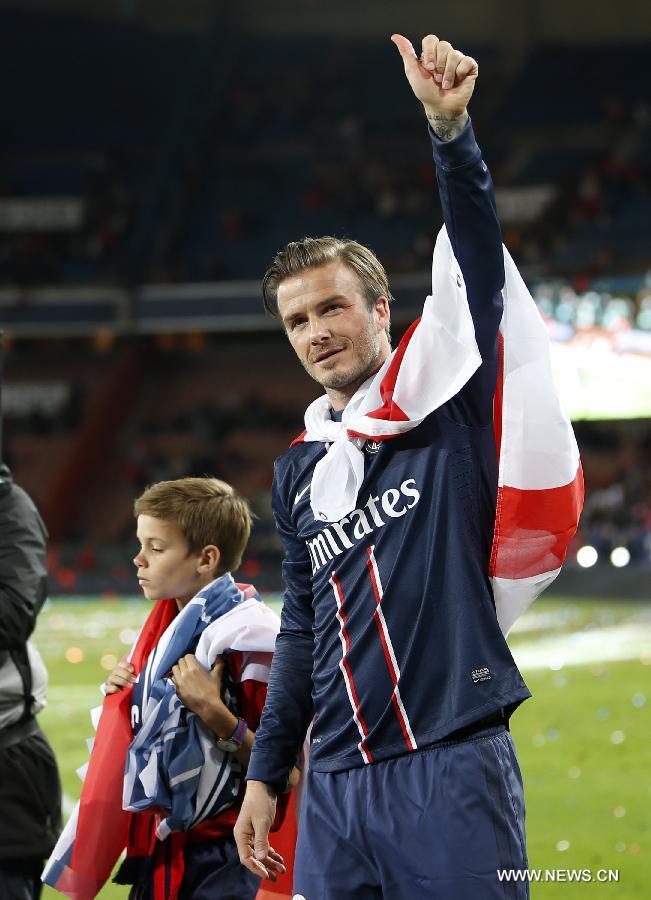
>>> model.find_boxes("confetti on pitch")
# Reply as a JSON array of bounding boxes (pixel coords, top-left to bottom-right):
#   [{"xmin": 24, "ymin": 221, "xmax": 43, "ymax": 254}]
[
  {"xmin": 83, "ymin": 622, "xmax": 107, "ymax": 639},
  {"xmin": 120, "ymin": 628, "xmax": 138, "ymax": 645},
  {"xmin": 610, "ymin": 730, "xmax": 625, "ymax": 744},
  {"xmin": 556, "ymin": 840, "xmax": 570, "ymax": 852},
  {"xmin": 65, "ymin": 646, "xmax": 84, "ymax": 664}
]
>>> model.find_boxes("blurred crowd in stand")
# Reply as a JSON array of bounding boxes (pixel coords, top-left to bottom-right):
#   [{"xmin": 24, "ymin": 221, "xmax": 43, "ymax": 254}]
[
  {"xmin": 2, "ymin": 332, "xmax": 650, "ymax": 597},
  {"xmin": 0, "ymin": 159, "xmax": 132, "ymax": 286},
  {"xmin": 1, "ymin": 11, "xmax": 650, "ymax": 595},
  {"xmin": 573, "ymin": 422, "xmax": 651, "ymax": 566},
  {"xmin": 0, "ymin": 11, "xmax": 649, "ymax": 288},
  {"xmin": 533, "ymin": 279, "xmax": 651, "ymax": 334}
]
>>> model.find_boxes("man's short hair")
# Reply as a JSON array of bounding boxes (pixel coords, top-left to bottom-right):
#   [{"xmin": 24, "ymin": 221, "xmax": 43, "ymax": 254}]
[
  {"xmin": 262, "ymin": 236, "xmax": 395, "ymax": 319},
  {"xmin": 134, "ymin": 477, "xmax": 252, "ymax": 576}
]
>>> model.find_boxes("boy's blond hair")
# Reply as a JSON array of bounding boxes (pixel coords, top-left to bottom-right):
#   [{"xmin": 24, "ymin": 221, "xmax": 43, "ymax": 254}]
[{"xmin": 134, "ymin": 477, "xmax": 252, "ymax": 576}]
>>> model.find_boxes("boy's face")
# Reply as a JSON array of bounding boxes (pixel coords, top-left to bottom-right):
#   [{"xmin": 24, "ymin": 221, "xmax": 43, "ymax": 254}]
[{"xmin": 133, "ymin": 515, "xmax": 208, "ymax": 606}]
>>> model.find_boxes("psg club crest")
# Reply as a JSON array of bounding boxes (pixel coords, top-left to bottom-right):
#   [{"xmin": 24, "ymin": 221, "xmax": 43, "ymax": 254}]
[{"xmin": 365, "ymin": 439, "xmax": 382, "ymax": 455}]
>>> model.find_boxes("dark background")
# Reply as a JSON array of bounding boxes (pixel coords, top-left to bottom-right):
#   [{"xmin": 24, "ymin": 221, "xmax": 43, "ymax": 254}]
[{"xmin": 1, "ymin": 0, "xmax": 650, "ymax": 597}]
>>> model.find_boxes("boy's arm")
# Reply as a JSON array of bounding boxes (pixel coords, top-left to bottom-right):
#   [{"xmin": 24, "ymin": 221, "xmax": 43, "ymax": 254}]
[
  {"xmin": 171, "ymin": 654, "xmax": 256, "ymax": 765},
  {"xmin": 231, "ymin": 655, "xmax": 302, "ymax": 787}
]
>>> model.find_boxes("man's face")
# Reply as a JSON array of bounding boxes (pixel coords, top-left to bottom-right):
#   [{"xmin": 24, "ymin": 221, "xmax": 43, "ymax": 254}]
[
  {"xmin": 276, "ymin": 261, "xmax": 390, "ymax": 404},
  {"xmin": 133, "ymin": 515, "xmax": 205, "ymax": 606}
]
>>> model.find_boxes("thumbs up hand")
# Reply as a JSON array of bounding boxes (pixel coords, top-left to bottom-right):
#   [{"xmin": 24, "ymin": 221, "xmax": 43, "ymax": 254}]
[{"xmin": 391, "ymin": 34, "xmax": 477, "ymax": 134}]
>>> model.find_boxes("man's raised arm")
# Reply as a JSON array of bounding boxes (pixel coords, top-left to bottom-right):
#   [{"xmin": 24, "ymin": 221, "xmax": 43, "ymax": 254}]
[
  {"xmin": 392, "ymin": 34, "xmax": 504, "ymax": 420},
  {"xmin": 391, "ymin": 33, "xmax": 475, "ymax": 141}
]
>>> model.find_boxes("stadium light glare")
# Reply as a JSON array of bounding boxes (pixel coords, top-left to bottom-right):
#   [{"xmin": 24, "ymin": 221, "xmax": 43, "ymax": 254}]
[
  {"xmin": 610, "ymin": 546, "xmax": 630, "ymax": 568},
  {"xmin": 576, "ymin": 545, "xmax": 598, "ymax": 568}
]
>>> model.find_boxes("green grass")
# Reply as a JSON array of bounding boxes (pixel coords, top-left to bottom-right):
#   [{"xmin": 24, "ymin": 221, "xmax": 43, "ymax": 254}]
[{"xmin": 36, "ymin": 596, "xmax": 651, "ymax": 898}]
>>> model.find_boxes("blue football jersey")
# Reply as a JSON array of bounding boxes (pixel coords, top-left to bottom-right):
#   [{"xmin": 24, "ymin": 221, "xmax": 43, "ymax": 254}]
[{"xmin": 248, "ymin": 121, "xmax": 531, "ymax": 786}]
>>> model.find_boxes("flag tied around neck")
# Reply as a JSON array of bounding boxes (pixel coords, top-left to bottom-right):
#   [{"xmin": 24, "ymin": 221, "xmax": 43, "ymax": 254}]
[{"xmin": 297, "ymin": 226, "xmax": 584, "ymax": 634}]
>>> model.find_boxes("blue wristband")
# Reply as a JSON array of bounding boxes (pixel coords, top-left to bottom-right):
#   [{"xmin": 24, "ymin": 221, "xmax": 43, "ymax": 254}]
[{"xmin": 231, "ymin": 717, "xmax": 248, "ymax": 746}]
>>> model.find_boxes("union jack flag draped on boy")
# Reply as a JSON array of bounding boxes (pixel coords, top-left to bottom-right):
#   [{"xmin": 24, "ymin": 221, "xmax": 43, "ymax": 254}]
[
  {"xmin": 301, "ymin": 226, "xmax": 584, "ymax": 634},
  {"xmin": 42, "ymin": 576, "xmax": 280, "ymax": 899}
]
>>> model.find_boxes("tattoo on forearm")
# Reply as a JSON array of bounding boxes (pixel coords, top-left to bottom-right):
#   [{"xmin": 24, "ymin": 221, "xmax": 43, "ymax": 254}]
[{"xmin": 425, "ymin": 111, "xmax": 469, "ymax": 141}]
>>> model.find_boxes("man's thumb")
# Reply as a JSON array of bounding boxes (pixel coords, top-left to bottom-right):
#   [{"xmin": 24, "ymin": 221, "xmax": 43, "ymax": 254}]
[
  {"xmin": 390, "ymin": 33, "xmax": 417, "ymax": 63},
  {"xmin": 254, "ymin": 839, "xmax": 269, "ymax": 861}
]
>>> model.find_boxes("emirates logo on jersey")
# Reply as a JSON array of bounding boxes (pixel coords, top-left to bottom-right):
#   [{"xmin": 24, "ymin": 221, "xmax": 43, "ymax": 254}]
[{"xmin": 305, "ymin": 478, "xmax": 421, "ymax": 575}]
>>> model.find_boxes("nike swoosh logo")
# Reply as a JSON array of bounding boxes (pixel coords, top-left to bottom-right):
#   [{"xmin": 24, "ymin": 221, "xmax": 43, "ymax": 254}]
[{"xmin": 294, "ymin": 482, "xmax": 311, "ymax": 506}]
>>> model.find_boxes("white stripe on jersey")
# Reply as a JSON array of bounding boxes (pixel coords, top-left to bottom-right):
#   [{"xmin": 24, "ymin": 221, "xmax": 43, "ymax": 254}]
[
  {"xmin": 367, "ymin": 547, "xmax": 417, "ymax": 751},
  {"xmin": 329, "ymin": 572, "xmax": 372, "ymax": 765}
]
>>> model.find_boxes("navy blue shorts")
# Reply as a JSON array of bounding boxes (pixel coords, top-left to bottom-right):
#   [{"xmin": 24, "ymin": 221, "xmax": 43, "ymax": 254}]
[
  {"xmin": 293, "ymin": 726, "xmax": 529, "ymax": 900},
  {"xmin": 125, "ymin": 835, "xmax": 259, "ymax": 900},
  {"xmin": 178, "ymin": 838, "xmax": 259, "ymax": 900}
]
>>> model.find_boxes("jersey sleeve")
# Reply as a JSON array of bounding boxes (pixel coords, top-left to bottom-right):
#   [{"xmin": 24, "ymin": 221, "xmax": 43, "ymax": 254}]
[
  {"xmin": 245, "ymin": 460, "xmax": 315, "ymax": 791},
  {"xmin": 430, "ymin": 119, "xmax": 505, "ymax": 425}
]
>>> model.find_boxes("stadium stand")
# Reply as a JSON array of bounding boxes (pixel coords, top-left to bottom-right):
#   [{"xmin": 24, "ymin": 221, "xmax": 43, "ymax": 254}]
[
  {"xmin": 1, "ymin": 6, "xmax": 650, "ymax": 596},
  {"xmin": 2, "ymin": 9, "xmax": 649, "ymax": 288}
]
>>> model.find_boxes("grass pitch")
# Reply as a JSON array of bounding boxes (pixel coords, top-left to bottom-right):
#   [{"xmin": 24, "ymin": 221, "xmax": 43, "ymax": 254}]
[{"xmin": 36, "ymin": 595, "xmax": 651, "ymax": 898}]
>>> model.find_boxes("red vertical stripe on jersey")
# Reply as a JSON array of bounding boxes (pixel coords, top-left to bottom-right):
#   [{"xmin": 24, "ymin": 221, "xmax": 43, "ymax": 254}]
[{"xmin": 330, "ymin": 572, "xmax": 373, "ymax": 764}]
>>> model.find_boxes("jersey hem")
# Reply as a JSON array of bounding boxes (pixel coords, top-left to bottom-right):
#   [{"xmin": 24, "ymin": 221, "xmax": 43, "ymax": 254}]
[{"xmin": 308, "ymin": 686, "xmax": 531, "ymax": 774}]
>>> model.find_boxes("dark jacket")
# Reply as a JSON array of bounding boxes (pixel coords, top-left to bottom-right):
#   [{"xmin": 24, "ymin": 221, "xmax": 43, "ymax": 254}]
[{"xmin": 0, "ymin": 464, "xmax": 61, "ymax": 863}]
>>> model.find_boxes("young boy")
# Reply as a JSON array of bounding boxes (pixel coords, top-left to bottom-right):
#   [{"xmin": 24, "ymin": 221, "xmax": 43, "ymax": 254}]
[
  {"xmin": 109, "ymin": 476, "xmax": 261, "ymax": 770},
  {"xmin": 43, "ymin": 477, "xmax": 290, "ymax": 899}
]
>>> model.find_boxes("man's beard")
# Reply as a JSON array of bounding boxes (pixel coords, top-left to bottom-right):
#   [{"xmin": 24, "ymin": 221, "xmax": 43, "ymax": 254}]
[{"xmin": 302, "ymin": 322, "xmax": 381, "ymax": 390}]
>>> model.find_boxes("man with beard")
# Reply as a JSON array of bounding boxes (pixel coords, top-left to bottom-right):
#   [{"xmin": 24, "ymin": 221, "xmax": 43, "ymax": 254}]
[{"xmin": 235, "ymin": 33, "xmax": 532, "ymax": 900}]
